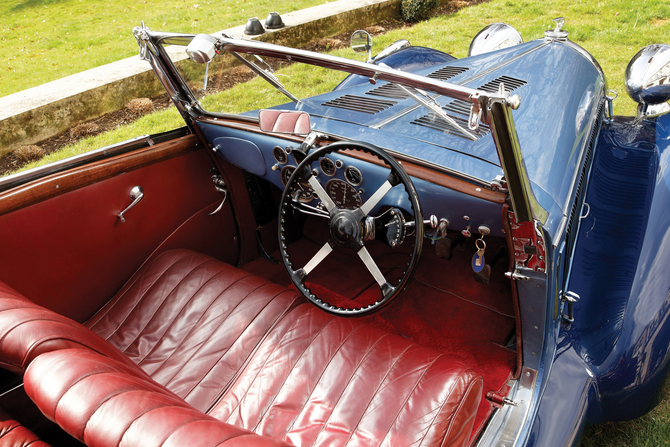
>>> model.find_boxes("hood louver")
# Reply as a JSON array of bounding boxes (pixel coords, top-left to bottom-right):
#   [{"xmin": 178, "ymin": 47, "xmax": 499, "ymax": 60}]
[{"xmin": 321, "ymin": 95, "xmax": 397, "ymax": 114}]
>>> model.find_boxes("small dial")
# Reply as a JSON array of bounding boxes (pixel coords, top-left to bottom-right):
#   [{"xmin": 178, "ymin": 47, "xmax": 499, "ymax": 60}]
[
  {"xmin": 344, "ymin": 166, "xmax": 363, "ymax": 186},
  {"xmin": 281, "ymin": 166, "xmax": 314, "ymax": 202},
  {"xmin": 273, "ymin": 146, "xmax": 288, "ymax": 165},
  {"xmin": 319, "ymin": 157, "xmax": 336, "ymax": 177},
  {"xmin": 326, "ymin": 179, "xmax": 362, "ymax": 209}
]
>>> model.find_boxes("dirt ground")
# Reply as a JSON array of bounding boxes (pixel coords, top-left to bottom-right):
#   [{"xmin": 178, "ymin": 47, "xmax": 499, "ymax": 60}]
[{"xmin": 0, "ymin": 1, "xmax": 483, "ymax": 177}]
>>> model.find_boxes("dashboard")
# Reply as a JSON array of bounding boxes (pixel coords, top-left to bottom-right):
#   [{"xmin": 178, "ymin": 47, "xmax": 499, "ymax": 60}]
[{"xmin": 197, "ymin": 121, "xmax": 506, "ymax": 238}]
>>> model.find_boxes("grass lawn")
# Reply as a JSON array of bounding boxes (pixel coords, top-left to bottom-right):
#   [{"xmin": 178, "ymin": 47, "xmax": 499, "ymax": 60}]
[{"xmin": 0, "ymin": 0, "xmax": 331, "ymax": 98}]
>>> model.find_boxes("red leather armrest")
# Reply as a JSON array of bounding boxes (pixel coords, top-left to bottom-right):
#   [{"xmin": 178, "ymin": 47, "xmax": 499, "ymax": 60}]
[
  {"xmin": 24, "ymin": 349, "xmax": 292, "ymax": 447},
  {"xmin": 0, "ymin": 283, "xmax": 144, "ymax": 375}
]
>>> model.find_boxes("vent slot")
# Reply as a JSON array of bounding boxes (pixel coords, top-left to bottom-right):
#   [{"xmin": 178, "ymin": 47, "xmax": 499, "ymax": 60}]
[
  {"xmin": 411, "ymin": 114, "xmax": 490, "ymax": 140},
  {"xmin": 427, "ymin": 66, "xmax": 469, "ymax": 81},
  {"xmin": 478, "ymin": 75, "xmax": 527, "ymax": 93},
  {"xmin": 366, "ymin": 84, "xmax": 412, "ymax": 100},
  {"xmin": 321, "ymin": 95, "xmax": 397, "ymax": 114}
]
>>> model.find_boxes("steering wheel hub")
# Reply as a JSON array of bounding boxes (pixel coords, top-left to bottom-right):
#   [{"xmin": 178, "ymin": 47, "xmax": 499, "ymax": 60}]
[{"xmin": 330, "ymin": 209, "xmax": 364, "ymax": 249}]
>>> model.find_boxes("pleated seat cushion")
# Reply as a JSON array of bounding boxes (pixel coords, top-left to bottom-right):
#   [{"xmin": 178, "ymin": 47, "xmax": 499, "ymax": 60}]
[
  {"xmin": 84, "ymin": 249, "xmax": 304, "ymax": 412},
  {"xmin": 211, "ymin": 304, "xmax": 483, "ymax": 447}
]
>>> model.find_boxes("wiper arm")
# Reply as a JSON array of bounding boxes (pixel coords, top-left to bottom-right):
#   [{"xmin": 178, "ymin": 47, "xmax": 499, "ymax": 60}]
[
  {"xmin": 221, "ymin": 33, "xmax": 299, "ymax": 103},
  {"xmin": 395, "ymin": 84, "xmax": 478, "ymax": 141}
]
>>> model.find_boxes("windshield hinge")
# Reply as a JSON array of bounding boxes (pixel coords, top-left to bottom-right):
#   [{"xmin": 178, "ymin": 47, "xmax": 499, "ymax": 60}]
[
  {"xmin": 133, "ymin": 21, "xmax": 152, "ymax": 61},
  {"xmin": 507, "ymin": 211, "xmax": 546, "ymax": 273},
  {"xmin": 491, "ymin": 175, "xmax": 508, "ymax": 192}
]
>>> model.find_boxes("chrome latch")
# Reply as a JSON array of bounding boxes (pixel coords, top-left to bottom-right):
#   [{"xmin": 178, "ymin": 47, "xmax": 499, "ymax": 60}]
[
  {"xmin": 505, "ymin": 269, "xmax": 530, "ymax": 281},
  {"xmin": 561, "ymin": 291, "xmax": 581, "ymax": 324},
  {"xmin": 209, "ymin": 174, "xmax": 228, "ymax": 216}
]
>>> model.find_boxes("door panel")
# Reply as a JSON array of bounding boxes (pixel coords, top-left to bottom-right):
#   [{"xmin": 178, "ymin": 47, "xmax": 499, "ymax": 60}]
[{"xmin": 0, "ymin": 135, "xmax": 238, "ymax": 322}]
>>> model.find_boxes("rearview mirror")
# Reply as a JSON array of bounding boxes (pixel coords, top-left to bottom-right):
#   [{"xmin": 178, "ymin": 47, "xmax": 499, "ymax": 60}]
[
  {"xmin": 351, "ymin": 30, "xmax": 373, "ymax": 61},
  {"xmin": 258, "ymin": 110, "xmax": 311, "ymax": 135}
]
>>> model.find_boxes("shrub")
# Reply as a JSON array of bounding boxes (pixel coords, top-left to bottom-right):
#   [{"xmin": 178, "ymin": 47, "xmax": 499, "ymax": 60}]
[
  {"xmin": 126, "ymin": 98, "xmax": 154, "ymax": 117},
  {"xmin": 70, "ymin": 123, "xmax": 100, "ymax": 138},
  {"xmin": 401, "ymin": 0, "xmax": 438, "ymax": 22}
]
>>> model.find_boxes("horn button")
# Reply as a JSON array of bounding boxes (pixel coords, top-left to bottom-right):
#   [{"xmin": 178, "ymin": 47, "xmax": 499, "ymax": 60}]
[{"xmin": 330, "ymin": 209, "xmax": 365, "ymax": 250}]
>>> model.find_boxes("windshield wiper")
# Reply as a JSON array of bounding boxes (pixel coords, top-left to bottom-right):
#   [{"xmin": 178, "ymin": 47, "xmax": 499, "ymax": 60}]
[
  {"xmin": 395, "ymin": 83, "xmax": 478, "ymax": 141},
  {"xmin": 221, "ymin": 33, "xmax": 299, "ymax": 103}
]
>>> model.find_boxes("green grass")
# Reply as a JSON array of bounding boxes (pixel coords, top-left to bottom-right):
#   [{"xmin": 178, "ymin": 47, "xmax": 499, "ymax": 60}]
[{"xmin": 0, "ymin": 0, "xmax": 331, "ymax": 98}]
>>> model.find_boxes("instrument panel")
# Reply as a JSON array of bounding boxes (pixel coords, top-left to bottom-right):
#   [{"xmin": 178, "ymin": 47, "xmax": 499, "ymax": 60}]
[{"xmin": 275, "ymin": 146, "xmax": 365, "ymax": 210}]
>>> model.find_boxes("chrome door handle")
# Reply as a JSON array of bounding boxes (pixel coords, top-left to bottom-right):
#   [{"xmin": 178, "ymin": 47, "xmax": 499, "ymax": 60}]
[{"xmin": 117, "ymin": 186, "xmax": 144, "ymax": 223}]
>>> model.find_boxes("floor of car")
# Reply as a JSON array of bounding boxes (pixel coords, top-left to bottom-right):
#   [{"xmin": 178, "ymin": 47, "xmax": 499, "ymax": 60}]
[{"xmin": 243, "ymin": 219, "xmax": 517, "ymax": 439}]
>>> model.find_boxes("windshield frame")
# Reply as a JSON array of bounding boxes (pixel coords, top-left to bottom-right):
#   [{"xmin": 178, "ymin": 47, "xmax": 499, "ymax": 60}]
[{"xmin": 136, "ymin": 27, "xmax": 546, "ymax": 225}]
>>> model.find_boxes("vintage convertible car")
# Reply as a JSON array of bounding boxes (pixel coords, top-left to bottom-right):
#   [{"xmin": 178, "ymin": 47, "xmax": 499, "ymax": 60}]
[{"xmin": 0, "ymin": 16, "xmax": 669, "ymax": 447}]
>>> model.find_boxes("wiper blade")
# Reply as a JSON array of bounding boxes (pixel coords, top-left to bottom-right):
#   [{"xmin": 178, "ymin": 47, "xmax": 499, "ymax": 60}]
[
  {"xmin": 395, "ymin": 84, "xmax": 478, "ymax": 141},
  {"xmin": 221, "ymin": 33, "xmax": 299, "ymax": 103}
]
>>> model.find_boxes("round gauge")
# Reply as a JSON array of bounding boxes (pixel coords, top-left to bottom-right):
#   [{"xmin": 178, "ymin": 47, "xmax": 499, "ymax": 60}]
[
  {"xmin": 326, "ymin": 179, "xmax": 363, "ymax": 210},
  {"xmin": 280, "ymin": 166, "xmax": 314, "ymax": 202},
  {"xmin": 319, "ymin": 157, "xmax": 336, "ymax": 177},
  {"xmin": 273, "ymin": 146, "xmax": 288, "ymax": 165},
  {"xmin": 344, "ymin": 166, "xmax": 363, "ymax": 186}
]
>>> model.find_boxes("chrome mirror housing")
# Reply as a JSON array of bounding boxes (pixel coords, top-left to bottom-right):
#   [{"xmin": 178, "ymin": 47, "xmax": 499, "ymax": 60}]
[
  {"xmin": 625, "ymin": 44, "xmax": 670, "ymax": 109},
  {"xmin": 186, "ymin": 34, "xmax": 218, "ymax": 64},
  {"xmin": 468, "ymin": 23, "xmax": 523, "ymax": 57},
  {"xmin": 351, "ymin": 30, "xmax": 373, "ymax": 61}
]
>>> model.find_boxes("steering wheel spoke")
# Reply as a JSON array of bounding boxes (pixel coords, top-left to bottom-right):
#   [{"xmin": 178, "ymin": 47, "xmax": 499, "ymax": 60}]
[
  {"xmin": 307, "ymin": 176, "xmax": 336, "ymax": 212},
  {"xmin": 301, "ymin": 241, "xmax": 334, "ymax": 276},
  {"xmin": 360, "ymin": 177, "xmax": 394, "ymax": 216}
]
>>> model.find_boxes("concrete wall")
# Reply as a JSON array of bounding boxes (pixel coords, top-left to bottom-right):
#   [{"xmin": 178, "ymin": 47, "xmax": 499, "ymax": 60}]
[{"xmin": 0, "ymin": 0, "xmax": 404, "ymax": 157}]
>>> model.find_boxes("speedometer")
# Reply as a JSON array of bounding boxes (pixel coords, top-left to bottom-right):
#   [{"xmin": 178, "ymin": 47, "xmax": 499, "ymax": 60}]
[{"xmin": 325, "ymin": 179, "xmax": 362, "ymax": 210}]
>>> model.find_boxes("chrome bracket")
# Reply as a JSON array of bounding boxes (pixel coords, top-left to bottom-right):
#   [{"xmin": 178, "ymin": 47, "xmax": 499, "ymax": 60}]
[
  {"xmin": 133, "ymin": 21, "xmax": 151, "ymax": 62},
  {"xmin": 468, "ymin": 92, "xmax": 482, "ymax": 131},
  {"xmin": 505, "ymin": 270, "xmax": 530, "ymax": 281},
  {"xmin": 604, "ymin": 90, "xmax": 618, "ymax": 124}
]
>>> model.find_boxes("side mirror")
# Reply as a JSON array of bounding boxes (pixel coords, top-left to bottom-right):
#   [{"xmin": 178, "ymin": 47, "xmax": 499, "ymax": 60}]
[
  {"xmin": 468, "ymin": 23, "xmax": 523, "ymax": 57},
  {"xmin": 626, "ymin": 44, "xmax": 670, "ymax": 106},
  {"xmin": 351, "ymin": 30, "xmax": 373, "ymax": 61},
  {"xmin": 186, "ymin": 34, "xmax": 218, "ymax": 64},
  {"xmin": 258, "ymin": 110, "xmax": 311, "ymax": 135}
]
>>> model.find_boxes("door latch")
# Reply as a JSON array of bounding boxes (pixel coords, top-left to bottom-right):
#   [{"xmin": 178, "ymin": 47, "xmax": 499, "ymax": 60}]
[
  {"xmin": 561, "ymin": 291, "xmax": 580, "ymax": 324},
  {"xmin": 209, "ymin": 174, "xmax": 228, "ymax": 216}
]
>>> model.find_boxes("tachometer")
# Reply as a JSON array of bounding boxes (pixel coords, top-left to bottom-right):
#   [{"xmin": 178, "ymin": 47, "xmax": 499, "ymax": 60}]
[
  {"xmin": 280, "ymin": 166, "xmax": 314, "ymax": 202},
  {"xmin": 325, "ymin": 179, "xmax": 362, "ymax": 209}
]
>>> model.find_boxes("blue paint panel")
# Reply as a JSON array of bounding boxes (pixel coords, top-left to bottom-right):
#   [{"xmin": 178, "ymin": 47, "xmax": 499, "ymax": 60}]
[{"xmin": 212, "ymin": 137, "xmax": 266, "ymax": 176}]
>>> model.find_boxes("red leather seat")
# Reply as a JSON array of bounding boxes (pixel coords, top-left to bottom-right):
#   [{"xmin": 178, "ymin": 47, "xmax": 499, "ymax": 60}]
[
  {"xmin": 2, "ymin": 250, "xmax": 483, "ymax": 447},
  {"xmin": 84, "ymin": 249, "xmax": 304, "ymax": 411},
  {"xmin": 24, "ymin": 349, "xmax": 291, "ymax": 447},
  {"xmin": 211, "ymin": 304, "xmax": 483, "ymax": 447},
  {"xmin": 0, "ymin": 406, "xmax": 50, "ymax": 447}
]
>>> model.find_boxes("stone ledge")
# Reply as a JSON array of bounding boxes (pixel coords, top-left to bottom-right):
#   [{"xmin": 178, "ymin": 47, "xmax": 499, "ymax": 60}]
[{"xmin": 0, "ymin": 0, "xmax": 402, "ymax": 157}]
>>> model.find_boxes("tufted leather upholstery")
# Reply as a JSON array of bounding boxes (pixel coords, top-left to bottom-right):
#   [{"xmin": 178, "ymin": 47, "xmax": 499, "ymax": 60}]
[
  {"xmin": 1, "ymin": 250, "xmax": 483, "ymax": 447},
  {"xmin": 0, "ymin": 406, "xmax": 50, "ymax": 447},
  {"xmin": 25, "ymin": 349, "xmax": 291, "ymax": 447}
]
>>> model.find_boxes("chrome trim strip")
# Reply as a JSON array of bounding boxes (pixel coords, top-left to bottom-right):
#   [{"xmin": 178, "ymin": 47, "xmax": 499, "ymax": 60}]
[
  {"xmin": 476, "ymin": 367, "xmax": 538, "ymax": 447},
  {"xmin": 0, "ymin": 135, "xmax": 151, "ymax": 192}
]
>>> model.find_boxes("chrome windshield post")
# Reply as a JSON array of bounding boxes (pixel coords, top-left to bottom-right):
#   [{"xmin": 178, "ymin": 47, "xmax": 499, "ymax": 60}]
[{"xmin": 486, "ymin": 94, "xmax": 547, "ymax": 224}]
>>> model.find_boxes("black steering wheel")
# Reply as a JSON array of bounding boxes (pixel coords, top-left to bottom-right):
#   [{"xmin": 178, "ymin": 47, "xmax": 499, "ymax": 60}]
[{"xmin": 278, "ymin": 141, "xmax": 423, "ymax": 316}]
